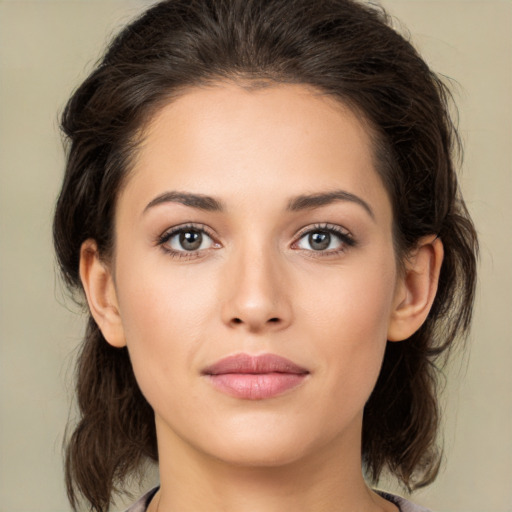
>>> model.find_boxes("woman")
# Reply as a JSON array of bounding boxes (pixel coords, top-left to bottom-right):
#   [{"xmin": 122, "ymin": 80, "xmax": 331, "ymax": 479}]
[{"xmin": 53, "ymin": 0, "xmax": 478, "ymax": 511}]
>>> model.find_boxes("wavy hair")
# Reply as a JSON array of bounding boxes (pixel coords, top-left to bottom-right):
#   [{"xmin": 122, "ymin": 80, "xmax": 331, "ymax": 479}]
[{"xmin": 53, "ymin": 0, "xmax": 478, "ymax": 510}]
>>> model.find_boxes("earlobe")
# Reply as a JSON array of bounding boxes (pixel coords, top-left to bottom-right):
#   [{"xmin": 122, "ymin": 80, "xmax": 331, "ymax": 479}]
[
  {"xmin": 79, "ymin": 239, "xmax": 127, "ymax": 348},
  {"xmin": 387, "ymin": 236, "xmax": 444, "ymax": 342}
]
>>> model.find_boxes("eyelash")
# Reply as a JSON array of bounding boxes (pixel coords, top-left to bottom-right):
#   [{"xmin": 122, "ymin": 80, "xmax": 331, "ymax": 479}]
[
  {"xmin": 292, "ymin": 223, "xmax": 356, "ymax": 257},
  {"xmin": 156, "ymin": 222, "xmax": 356, "ymax": 260},
  {"xmin": 156, "ymin": 223, "xmax": 218, "ymax": 260}
]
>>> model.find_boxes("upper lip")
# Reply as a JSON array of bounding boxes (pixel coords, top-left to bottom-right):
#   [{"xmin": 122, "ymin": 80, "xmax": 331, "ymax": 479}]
[{"xmin": 202, "ymin": 353, "xmax": 309, "ymax": 375}]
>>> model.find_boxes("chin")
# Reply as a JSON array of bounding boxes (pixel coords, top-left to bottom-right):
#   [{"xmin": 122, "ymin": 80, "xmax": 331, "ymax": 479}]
[
  {"xmin": 210, "ymin": 439, "xmax": 311, "ymax": 469},
  {"xmin": 195, "ymin": 416, "xmax": 328, "ymax": 469}
]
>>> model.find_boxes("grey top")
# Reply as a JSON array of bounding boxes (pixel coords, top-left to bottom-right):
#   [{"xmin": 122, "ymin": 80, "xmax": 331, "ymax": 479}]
[
  {"xmin": 124, "ymin": 487, "xmax": 158, "ymax": 512},
  {"xmin": 124, "ymin": 487, "xmax": 431, "ymax": 512},
  {"xmin": 378, "ymin": 491, "xmax": 431, "ymax": 512}
]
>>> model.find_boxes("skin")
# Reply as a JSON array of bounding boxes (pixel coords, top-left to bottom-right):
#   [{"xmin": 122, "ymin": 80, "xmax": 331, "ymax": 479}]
[{"xmin": 80, "ymin": 83, "xmax": 443, "ymax": 512}]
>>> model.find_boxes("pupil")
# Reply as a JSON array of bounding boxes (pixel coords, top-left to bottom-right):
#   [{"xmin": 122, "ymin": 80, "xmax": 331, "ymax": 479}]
[
  {"xmin": 309, "ymin": 231, "xmax": 330, "ymax": 250},
  {"xmin": 180, "ymin": 230, "xmax": 202, "ymax": 250}
]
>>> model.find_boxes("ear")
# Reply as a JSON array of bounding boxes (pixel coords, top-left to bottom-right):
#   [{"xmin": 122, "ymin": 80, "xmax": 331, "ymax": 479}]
[
  {"xmin": 79, "ymin": 239, "xmax": 126, "ymax": 348},
  {"xmin": 387, "ymin": 235, "xmax": 444, "ymax": 342}
]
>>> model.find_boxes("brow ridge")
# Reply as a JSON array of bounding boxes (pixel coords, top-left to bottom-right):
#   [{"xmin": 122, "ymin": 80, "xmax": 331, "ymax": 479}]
[
  {"xmin": 144, "ymin": 191, "xmax": 224, "ymax": 213},
  {"xmin": 287, "ymin": 190, "xmax": 375, "ymax": 219},
  {"xmin": 144, "ymin": 189, "xmax": 373, "ymax": 219}
]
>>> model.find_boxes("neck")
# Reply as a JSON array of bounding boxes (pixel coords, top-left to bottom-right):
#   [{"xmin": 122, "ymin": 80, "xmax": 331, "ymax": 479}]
[{"xmin": 150, "ymin": 415, "xmax": 397, "ymax": 512}]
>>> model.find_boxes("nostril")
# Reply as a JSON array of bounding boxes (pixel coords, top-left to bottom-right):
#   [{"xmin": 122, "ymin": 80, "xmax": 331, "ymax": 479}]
[{"xmin": 230, "ymin": 316, "xmax": 282, "ymax": 330}]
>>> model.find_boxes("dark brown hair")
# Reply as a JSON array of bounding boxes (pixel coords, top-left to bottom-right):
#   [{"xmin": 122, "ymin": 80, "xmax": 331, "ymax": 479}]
[{"xmin": 53, "ymin": 0, "xmax": 478, "ymax": 510}]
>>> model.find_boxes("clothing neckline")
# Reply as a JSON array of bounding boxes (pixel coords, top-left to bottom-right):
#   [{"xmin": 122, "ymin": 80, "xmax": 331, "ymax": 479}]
[{"xmin": 127, "ymin": 486, "xmax": 431, "ymax": 512}]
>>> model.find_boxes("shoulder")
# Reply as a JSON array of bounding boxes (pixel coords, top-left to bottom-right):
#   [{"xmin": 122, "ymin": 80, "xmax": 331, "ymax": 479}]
[
  {"xmin": 377, "ymin": 491, "xmax": 432, "ymax": 512},
  {"xmin": 123, "ymin": 487, "xmax": 159, "ymax": 512},
  {"xmin": 123, "ymin": 487, "xmax": 428, "ymax": 512}
]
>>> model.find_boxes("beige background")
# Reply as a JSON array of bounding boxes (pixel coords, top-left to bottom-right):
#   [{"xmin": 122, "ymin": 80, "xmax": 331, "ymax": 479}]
[{"xmin": 0, "ymin": 0, "xmax": 511, "ymax": 511}]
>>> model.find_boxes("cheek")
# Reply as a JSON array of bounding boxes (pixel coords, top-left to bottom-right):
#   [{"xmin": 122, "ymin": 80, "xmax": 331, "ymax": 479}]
[
  {"xmin": 116, "ymin": 245, "xmax": 216, "ymax": 334},
  {"xmin": 303, "ymin": 252, "xmax": 397, "ymax": 341},
  {"xmin": 302, "ymin": 253, "xmax": 397, "ymax": 393},
  {"xmin": 113, "ymin": 255, "xmax": 219, "ymax": 396}
]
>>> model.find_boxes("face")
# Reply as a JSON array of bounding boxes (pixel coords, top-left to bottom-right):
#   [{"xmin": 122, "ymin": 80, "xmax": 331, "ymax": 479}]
[{"xmin": 107, "ymin": 83, "xmax": 404, "ymax": 468}]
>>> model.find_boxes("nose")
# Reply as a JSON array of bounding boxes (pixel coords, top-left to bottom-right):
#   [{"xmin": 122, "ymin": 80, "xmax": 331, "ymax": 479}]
[{"xmin": 220, "ymin": 245, "xmax": 293, "ymax": 333}]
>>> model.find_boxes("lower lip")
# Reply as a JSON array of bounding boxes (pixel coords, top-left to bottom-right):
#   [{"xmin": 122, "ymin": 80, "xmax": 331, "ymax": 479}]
[{"xmin": 206, "ymin": 372, "xmax": 307, "ymax": 400}]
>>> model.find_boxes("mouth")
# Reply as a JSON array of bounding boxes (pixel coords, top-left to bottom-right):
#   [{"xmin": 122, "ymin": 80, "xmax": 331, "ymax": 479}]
[{"xmin": 202, "ymin": 353, "xmax": 310, "ymax": 400}]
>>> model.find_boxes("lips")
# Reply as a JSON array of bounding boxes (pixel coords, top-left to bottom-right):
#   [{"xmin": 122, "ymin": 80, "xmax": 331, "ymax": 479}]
[{"xmin": 202, "ymin": 353, "xmax": 309, "ymax": 400}]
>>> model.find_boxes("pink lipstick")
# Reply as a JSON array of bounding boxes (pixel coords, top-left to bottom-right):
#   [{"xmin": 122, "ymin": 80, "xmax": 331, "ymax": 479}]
[{"xmin": 202, "ymin": 353, "xmax": 309, "ymax": 400}]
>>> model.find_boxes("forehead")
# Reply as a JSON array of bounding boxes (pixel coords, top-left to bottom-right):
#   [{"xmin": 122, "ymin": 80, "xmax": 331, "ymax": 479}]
[{"xmin": 122, "ymin": 82, "xmax": 390, "ymax": 220}]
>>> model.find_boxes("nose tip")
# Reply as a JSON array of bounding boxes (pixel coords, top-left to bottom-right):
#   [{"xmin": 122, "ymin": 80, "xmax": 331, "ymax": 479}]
[{"xmin": 221, "ymin": 253, "xmax": 292, "ymax": 333}]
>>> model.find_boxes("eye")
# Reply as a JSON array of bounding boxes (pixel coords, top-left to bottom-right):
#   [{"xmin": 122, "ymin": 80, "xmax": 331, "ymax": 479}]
[
  {"xmin": 158, "ymin": 224, "xmax": 218, "ymax": 256},
  {"xmin": 294, "ymin": 224, "xmax": 355, "ymax": 253}
]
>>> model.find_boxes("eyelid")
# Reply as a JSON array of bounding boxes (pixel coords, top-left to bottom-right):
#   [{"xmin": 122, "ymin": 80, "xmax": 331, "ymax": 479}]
[
  {"xmin": 156, "ymin": 223, "xmax": 221, "ymax": 258},
  {"xmin": 291, "ymin": 223, "xmax": 356, "ymax": 252},
  {"xmin": 157, "ymin": 222, "xmax": 217, "ymax": 242}
]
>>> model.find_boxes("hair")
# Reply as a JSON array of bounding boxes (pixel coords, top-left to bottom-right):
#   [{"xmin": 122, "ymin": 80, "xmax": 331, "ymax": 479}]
[{"xmin": 53, "ymin": 0, "xmax": 478, "ymax": 510}]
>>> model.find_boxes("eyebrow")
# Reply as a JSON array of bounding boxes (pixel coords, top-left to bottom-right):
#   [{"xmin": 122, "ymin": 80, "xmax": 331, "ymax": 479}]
[
  {"xmin": 143, "ymin": 189, "xmax": 374, "ymax": 219},
  {"xmin": 287, "ymin": 190, "xmax": 375, "ymax": 219},
  {"xmin": 143, "ymin": 191, "xmax": 224, "ymax": 213}
]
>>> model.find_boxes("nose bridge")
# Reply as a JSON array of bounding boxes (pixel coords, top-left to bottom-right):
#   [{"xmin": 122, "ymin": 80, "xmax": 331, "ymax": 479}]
[{"xmin": 221, "ymin": 233, "xmax": 291, "ymax": 331}]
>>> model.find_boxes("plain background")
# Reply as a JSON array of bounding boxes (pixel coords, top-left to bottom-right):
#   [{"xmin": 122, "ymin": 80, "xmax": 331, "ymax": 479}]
[{"xmin": 0, "ymin": 0, "xmax": 510, "ymax": 511}]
